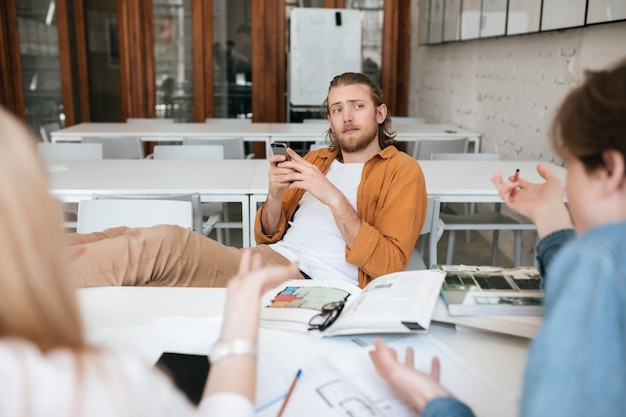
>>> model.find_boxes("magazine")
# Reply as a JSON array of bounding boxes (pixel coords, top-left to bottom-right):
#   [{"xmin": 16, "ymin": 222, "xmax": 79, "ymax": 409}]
[{"xmin": 260, "ymin": 269, "xmax": 445, "ymax": 336}]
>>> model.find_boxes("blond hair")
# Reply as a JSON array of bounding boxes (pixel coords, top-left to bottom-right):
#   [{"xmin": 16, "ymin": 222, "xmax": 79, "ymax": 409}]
[{"xmin": 0, "ymin": 107, "xmax": 85, "ymax": 352}]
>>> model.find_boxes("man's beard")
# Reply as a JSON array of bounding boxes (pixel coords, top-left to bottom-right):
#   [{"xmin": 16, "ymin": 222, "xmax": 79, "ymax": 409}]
[{"xmin": 335, "ymin": 124, "xmax": 378, "ymax": 153}]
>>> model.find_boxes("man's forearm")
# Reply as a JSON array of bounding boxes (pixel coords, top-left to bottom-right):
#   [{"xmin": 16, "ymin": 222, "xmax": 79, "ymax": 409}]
[
  {"xmin": 328, "ymin": 194, "xmax": 361, "ymax": 248},
  {"xmin": 260, "ymin": 195, "xmax": 283, "ymax": 236}
]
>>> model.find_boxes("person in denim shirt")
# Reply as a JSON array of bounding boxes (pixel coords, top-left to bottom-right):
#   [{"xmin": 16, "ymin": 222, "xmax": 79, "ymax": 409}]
[{"xmin": 368, "ymin": 59, "xmax": 626, "ymax": 417}]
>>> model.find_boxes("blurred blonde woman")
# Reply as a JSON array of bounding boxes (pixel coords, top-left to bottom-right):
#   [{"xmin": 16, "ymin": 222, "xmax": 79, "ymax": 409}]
[{"xmin": 0, "ymin": 106, "xmax": 299, "ymax": 416}]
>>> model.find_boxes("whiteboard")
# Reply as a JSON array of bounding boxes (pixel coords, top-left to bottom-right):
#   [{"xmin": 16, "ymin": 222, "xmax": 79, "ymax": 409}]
[{"xmin": 289, "ymin": 8, "xmax": 362, "ymax": 107}]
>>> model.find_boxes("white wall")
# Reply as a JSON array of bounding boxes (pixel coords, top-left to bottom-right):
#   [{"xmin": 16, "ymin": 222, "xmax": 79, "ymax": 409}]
[
  {"xmin": 408, "ymin": 2, "xmax": 626, "ymax": 263},
  {"xmin": 409, "ymin": 3, "xmax": 626, "ymax": 162}
]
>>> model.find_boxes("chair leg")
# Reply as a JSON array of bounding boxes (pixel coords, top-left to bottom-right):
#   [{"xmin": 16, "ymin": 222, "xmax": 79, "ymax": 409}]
[
  {"xmin": 491, "ymin": 230, "xmax": 500, "ymax": 265},
  {"xmin": 216, "ymin": 227, "xmax": 224, "ymax": 244},
  {"xmin": 446, "ymin": 231, "xmax": 456, "ymax": 264},
  {"xmin": 514, "ymin": 230, "xmax": 522, "ymax": 266},
  {"xmin": 222, "ymin": 204, "xmax": 231, "ymax": 246}
]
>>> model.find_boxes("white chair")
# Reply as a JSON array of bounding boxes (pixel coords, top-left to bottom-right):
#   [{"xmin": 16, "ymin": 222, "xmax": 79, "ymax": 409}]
[
  {"xmin": 152, "ymin": 145, "xmax": 229, "ymax": 241},
  {"xmin": 82, "ymin": 137, "xmax": 144, "ymax": 159},
  {"xmin": 91, "ymin": 193, "xmax": 203, "ymax": 235},
  {"xmin": 412, "ymin": 137, "xmax": 469, "ymax": 160},
  {"xmin": 38, "ymin": 143, "xmax": 103, "ymax": 161},
  {"xmin": 77, "ymin": 199, "xmax": 193, "ymax": 233},
  {"xmin": 183, "ymin": 136, "xmax": 251, "ymax": 160},
  {"xmin": 432, "ymin": 153, "xmax": 535, "ymax": 266},
  {"xmin": 309, "ymin": 142, "xmax": 329, "ymax": 151},
  {"xmin": 407, "ymin": 196, "xmax": 442, "ymax": 270},
  {"xmin": 205, "ymin": 118, "xmax": 252, "ymax": 124},
  {"xmin": 39, "ymin": 122, "xmax": 61, "ymax": 142},
  {"xmin": 392, "ymin": 116, "xmax": 425, "ymax": 124},
  {"xmin": 127, "ymin": 118, "xmax": 175, "ymax": 123},
  {"xmin": 153, "ymin": 145, "xmax": 224, "ymax": 160}
]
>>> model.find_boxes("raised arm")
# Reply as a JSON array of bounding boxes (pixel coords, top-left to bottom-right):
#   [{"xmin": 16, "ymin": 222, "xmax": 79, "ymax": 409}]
[
  {"xmin": 491, "ymin": 163, "xmax": 573, "ymax": 239},
  {"xmin": 202, "ymin": 251, "xmax": 299, "ymax": 403}
]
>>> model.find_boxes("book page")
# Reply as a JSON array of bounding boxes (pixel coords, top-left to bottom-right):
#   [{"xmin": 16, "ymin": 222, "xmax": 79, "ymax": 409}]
[
  {"xmin": 326, "ymin": 270, "xmax": 445, "ymax": 336},
  {"xmin": 261, "ymin": 280, "xmax": 361, "ymax": 332}
]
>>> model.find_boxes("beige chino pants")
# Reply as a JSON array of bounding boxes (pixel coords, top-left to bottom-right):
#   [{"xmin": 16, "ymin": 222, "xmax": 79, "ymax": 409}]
[{"xmin": 66, "ymin": 225, "xmax": 297, "ymax": 287}]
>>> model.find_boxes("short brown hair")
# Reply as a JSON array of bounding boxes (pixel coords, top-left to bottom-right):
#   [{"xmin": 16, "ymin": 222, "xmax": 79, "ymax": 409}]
[
  {"xmin": 550, "ymin": 59, "xmax": 626, "ymax": 173},
  {"xmin": 320, "ymin": 72, "xmax": 397, "ymax": 150}
]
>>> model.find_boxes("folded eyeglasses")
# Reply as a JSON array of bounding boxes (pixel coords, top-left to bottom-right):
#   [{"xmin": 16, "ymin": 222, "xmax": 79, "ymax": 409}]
[{"xmin": 308, "ymin": 299, "xmax": 346, "ymax": 331}]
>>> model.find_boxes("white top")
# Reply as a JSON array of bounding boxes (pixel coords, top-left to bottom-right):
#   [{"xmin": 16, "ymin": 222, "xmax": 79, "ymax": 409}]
[
  {"xmin": 270, "ymin": 160, "xmax": 362, "ymax": 284},
  {"xmin": 0, "ymin": 339, "xmax": 253, "ymax": 417}
]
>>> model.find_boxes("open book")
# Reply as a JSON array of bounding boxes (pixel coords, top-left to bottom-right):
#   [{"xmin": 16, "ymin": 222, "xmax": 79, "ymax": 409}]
[
  {"xmin": 260, "ymin": 269, "xmax": 445, "ymax": 336},
  {"xmin": 436, "ymin": 264, "xmax": 544, "ymax": 316}
]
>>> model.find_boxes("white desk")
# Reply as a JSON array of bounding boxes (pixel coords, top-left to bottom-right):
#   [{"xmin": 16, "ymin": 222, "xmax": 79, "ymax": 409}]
[
  {"xmin": 247, "ymin": 160, "xmax": 567, "ymax": 256},
  {"xmin": 268, "ymin": 122, "xmax": 481, "ymax": 152},
  {"xmin": 50, "ymin": 122, "xmax": 481, "ymax": 157},
  {"xmin": 48, "ymin": 159, "xmax": 267, "ymax": 247},
  {"xmin": 50, "ymin": 122, "xmax": 273, "ymax": 156},
  {"xmin": 77, "ymin": 286, "xmax": 528, "ymax": 417}
]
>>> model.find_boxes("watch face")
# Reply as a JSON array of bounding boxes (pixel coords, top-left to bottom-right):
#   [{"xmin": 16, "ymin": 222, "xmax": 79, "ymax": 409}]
[{"xmin": 155, "ymin": 352, "xmax": 210, "ymax": 406}]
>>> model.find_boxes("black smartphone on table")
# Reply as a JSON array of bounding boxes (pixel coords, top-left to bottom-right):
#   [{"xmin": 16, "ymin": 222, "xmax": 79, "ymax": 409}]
[
  {"xmin": 271, "ymin": 142, "xmax": 291, "ymax": 160},
  {"xmin": 154, "ymin": 352, "xmax": 211, "ymax": 406}
]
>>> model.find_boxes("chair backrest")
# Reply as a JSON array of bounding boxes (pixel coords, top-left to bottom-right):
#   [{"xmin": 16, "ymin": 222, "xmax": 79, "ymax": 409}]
[
  {"xmin": 431, "ymin": 152, "xmax": 500, "ymax": 161},
  {"xmin": 153, "ymin": 145, "xmax": 224, "ymax": 160},
  {"xmin": 309, "ymin": 142, "xmax": 329, "ymax": 151},
  {"xmin": 38, "ymin": 142, "xmax": 103, "ymax": 161},
  {"xmin": 183, "ymin": 136, "xmax": 245, "ymax": 159},
  {"xmin": 82, "ymin": 137, "xmax": 144, "ymax": 159},
  {"xmin": 407, "ymin": 196, "xmax": 441, "ymax": 270},
  {"xmin": 39, "ymin": 122, "xmax": 61, "ymax": 142},
  {"xmin": 127, "ymin": 118, "xmax": 175, "ymax": 124},
  {"xmin": 77, "ymin": 199, "xmax": 193, "ymax": 233},
  {"xmin": 391, "ymin": 116, "xmax": 425, "ymax": 124},
  {"xmin": 204, "ymin": 118, "xmax": 252, "ymax": 124},
  {"xmin": 91, "ymin": 193, "xmax": 203, "ymax": 234},
  {"xmin": 413, "ymin": 137, "xmax": 469, "ymax": 160}
]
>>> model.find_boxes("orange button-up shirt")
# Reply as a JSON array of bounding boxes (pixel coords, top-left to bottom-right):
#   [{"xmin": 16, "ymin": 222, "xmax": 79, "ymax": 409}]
[{"xmin": 255, "ymin": 146, "xmax": 427, "ymax": 288}]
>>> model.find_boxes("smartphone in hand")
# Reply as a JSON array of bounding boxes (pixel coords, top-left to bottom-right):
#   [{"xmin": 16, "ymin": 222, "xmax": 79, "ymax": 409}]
[{"xmin": 271, "ymin": 142, "xmax": 291, "ymax": 161}]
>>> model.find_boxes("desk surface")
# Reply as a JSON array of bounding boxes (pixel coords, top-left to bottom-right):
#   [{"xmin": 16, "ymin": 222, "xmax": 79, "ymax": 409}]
[
  {"xmin": 419, "ymin": 160, "xmax": 567, "ymax": 202},
  {"xmin": 77, "ymin": 286, "xmax": 528, "ymax": 417},
  {"xmin": 48, "ymin": 159, "xmax": 264, "ymax": 198},
  {"xmin": 249, "ymin": 159, "xmax": 567, "ymax": 202},
  {"xmin": 51, "ymin": 122, "xmax": 273, "ymax": 139}
]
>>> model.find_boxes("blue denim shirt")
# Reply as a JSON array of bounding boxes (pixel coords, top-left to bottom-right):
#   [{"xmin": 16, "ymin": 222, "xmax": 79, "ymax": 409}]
[{"xmin": 423, "ymin": 223, "xmax": 626, "ymax": 417}]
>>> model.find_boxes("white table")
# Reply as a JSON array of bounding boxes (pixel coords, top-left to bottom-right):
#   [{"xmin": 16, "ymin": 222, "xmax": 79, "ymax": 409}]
[
  {"xmin": 269, "ymin": 122, "xmax": 482, "ymax": 153},
  {"xmin": 77, "ymin": 286, "xmax": 528, "ymax": 417},
  {"xmin": 50, "ymin": 122, "xmax": 273, "ymax": 156},
  {"xmin": 48, "ymin": 159, "xmax": 267, "ymax": 247},
  {"xmin": 50, "ymin": 122, "xmax": 481, "ymax": 157},
  {"xmin": 247, "ymin": 160, "xmax": 567, "ymax": 255}
]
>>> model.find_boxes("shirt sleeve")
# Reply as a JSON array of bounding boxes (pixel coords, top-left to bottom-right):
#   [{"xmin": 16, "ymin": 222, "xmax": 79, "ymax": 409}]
[
  {"xmin": 198, "ymin": 392, "xmax": 254, "ymax": 417},
  {"xmin": 422, "ymin": 396, "xmax": 476, "ymax": 417},
  {"xmin": 535, "ymin": 228, "xmax": 575, "ymax": 279}
]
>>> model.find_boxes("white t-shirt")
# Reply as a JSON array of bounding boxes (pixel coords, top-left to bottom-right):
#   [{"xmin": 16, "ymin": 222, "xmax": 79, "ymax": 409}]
[
  {"xmin": 270, "ymin": 159, "xmax": 364, "ymax": 285},
  {"xmin": 0, "ymin": 338, "xmax": 253, "ymax": 417}
]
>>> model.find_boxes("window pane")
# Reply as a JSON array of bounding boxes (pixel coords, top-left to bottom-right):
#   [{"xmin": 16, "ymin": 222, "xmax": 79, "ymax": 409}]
[
  {"xmin": 16, "ymin": 0, "xmax": 63, "ymax": 137},
  {"xmin": 84, "ymin": 1, "xmax": 122, "ymax": 121},
  {"xmin": 213, "ymin": 0, "xmax": 252, "ymax": 119},
  {"xmin": 153, "ymin": 0, "xmax": 194, "ymax": 121},
  {"xmin": 351, "ymin": 0, "xmax": 383, "ymax": 87}
]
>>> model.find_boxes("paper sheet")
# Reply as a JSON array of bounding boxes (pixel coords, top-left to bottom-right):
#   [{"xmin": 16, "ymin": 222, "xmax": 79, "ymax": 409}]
[{"xmin": 128, "ymin": 316, "xmax": 518, "ymax": 417}]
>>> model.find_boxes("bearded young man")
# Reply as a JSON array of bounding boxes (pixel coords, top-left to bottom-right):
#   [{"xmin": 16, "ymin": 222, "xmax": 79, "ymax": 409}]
[{"xmin": 68, "ymin": 72, "xmax": 427, "ymax": 289}]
